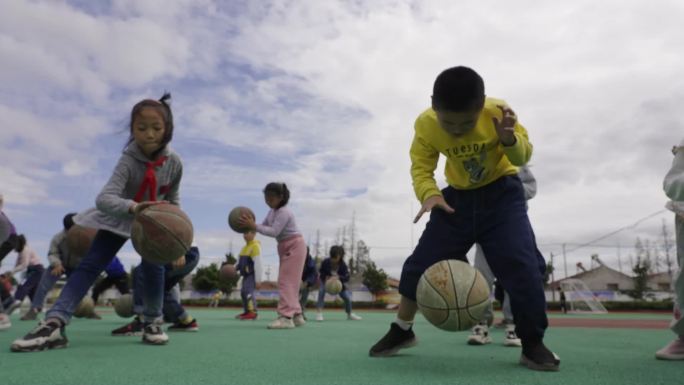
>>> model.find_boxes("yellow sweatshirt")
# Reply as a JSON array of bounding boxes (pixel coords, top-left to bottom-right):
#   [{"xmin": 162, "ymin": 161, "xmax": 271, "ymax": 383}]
[{"xmin": 410, "ymin": 97, "xmax": 532, "ymax": 202}]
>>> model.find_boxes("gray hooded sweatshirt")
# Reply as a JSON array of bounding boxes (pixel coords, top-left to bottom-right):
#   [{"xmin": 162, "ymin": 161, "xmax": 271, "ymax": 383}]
[{"xmin": 74, "ymin": 142, "xmax": 183, "ymax": 238}]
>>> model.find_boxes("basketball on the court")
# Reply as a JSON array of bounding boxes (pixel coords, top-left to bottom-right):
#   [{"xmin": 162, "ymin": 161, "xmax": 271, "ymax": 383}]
[
  {"xmin": 66, "ymin": 225, "xmax": 97, "ymax": 259},
  {"xmin": 325, "ymin": 277, "xmax": 343, "ymax": 295},
  {"xmin": 114, "ymin": 293, "xmax": 134, "ymax": 318},
  {"xmin": 220, "ymin": 264, "xmax": 237, "ymax": 280},
  {"xmin": 416, "ymin": 259, "xmax": 490, "ymax": 331},
  {"xmin": 131, "ymin": 204, "xmax": 193, "ymax": 265},
  {"xmin": 73, "ymin": 297, "xmax": 95, "ymax": 318},
  {"xmin": 227, "ymin": 206, "xmax": 255, "ymax": 233}
]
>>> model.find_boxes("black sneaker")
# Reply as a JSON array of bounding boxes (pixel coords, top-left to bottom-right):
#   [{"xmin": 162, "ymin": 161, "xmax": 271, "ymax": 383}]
[
  {"xmin": 369, "ymin": 323, "xmax": 418, "ymax": 357},
  {"xmin": 111, "ymin": 317, "xmax": 144, "ymax": 336},
  {"xmin": 168, "ymin": 319, "xmax": 199, "ymax": 332},
  {"xmin": 10, "ymin": 320, "xmax": 68, "ymax": 352},
  {"xmin": 142, "ymin": 323, "xmax": 169, "ymax": 345},
  {"xmin": 520, "ymin": 340, "xmax": 560, "ymax": 371}
]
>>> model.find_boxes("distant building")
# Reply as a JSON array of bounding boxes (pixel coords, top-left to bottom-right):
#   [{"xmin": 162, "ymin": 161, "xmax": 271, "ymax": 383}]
[{"xmin": 549, "ymin": 264, "xmax": 634, "ymax": 292}]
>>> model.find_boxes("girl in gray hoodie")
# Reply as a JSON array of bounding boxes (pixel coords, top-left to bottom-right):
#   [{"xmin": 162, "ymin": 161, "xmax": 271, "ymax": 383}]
[{"xmin": 11, "ymin": 93, "xmax": 185, "ymax": 352}]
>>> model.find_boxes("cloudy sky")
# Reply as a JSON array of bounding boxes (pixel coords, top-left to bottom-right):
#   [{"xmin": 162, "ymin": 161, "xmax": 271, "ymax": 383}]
[{"xmin": 1, "ymin": 0, "xmax": 682, "ymax": 281}]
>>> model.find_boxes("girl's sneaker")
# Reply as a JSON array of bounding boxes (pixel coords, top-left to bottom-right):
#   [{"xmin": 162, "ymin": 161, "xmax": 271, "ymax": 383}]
[
  {"xmin": 111, "ymin": 317, "xmax": 144, "ymax": 336},
  {"xmin": 347, "ymin": 313, "xmax": 362, "ymax": 321},
  {"xmin": 235, "ymin": 312, "xmax": 248, "ymax": 319},
  {"xmin": 168, "ymin": 318, "xmax": 199, "ymax": 332},
  {"xmin": 315, "ymin": 312, "xmax": 324, "ymax": 322},
  {"xmin": 293, "ymin": 314, "xmax": 306, "ymax": 327},
  {"xmin": 267, "ymin": 316, "xmax": 295, "ymax": 329},
  {"xmin": 239, "ymin": 312, "xmax": 258, "ymax": 321},
  {"xmin": 142, "ymin": 323, "xmax": 169, "ymax": 345},
  {"xmin": 655, "ymin": 338, "xmax": 684, "ymax": 360},
  {"xmin": 0, "ymin": 314, "xmax": 12, "ymax": 330},
  {"xmin": 10, "ymin": 320, "xmax": 68, "ymax": 352}
]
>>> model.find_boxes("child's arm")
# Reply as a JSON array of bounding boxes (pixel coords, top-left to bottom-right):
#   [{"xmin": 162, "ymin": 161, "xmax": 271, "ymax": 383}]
[
  {"xmin": 96, "ymin": 157, "xmax": 136, "ymax": 218},
  {"xmin": 11, "ymin": 248, "xmax": 29, "ymax": 275},
  {"xmin": 491, "ymin": 105, "xmax": 533, "ymax": 166},
  {"xmin": 338, "ymin": 263, "xmax": 350, "ymax": 283},
  {"xmin": 664, "ymin": 139, "xmax": 684, "ymax": 201},
  {"xmin": 409, "ymin": 128, "xmax": 441, "ymax": 204},
  {"xmin": 253, "ymin": 255, "xmax": 263, "ymax": 284},
  {"xmin": 47, "ymin": 232, "xmax": 64, "ymax": 267},
  {"xmin": 518, "ymin": 166, "xmax": 537, "ymax": 200},
  {"xmin": 165, "ymin": 161, "xmax": 183, "ymax": 206},
  {"xmin": 256, "ymin": 210, "xmax": 291, "ymax": 238}
]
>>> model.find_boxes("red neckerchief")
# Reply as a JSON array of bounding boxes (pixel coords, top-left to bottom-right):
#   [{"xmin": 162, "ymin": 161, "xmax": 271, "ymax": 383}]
[{"xmin": 133, "ymin": 156, "xmax": 168, "ymax": 202}]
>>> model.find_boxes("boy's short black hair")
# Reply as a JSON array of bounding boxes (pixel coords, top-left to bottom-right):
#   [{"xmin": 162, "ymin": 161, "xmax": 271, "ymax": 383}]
[
  {"xmin": 63, "ymin": 213, "xmax": 77, "ymax": 231},
  {"xmin": 263, "ymin": 182, "xmax": 290, "ymax": 208},
  {"xmin": 329, "ymin": 245, "xmax": 345, "ymax": 259},
  {"xmin": 432, "ymin": 66, "xmax": 485, "ymax": 112}
]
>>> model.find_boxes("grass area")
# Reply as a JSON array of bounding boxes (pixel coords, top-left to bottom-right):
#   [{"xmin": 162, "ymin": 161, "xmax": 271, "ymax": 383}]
[{"xmin": 0, "ymin": 308, "xmax": 679, "ymax": 385}]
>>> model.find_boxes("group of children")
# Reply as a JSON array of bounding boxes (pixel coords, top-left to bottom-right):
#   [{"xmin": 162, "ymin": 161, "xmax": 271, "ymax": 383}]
[{"xmin": 0, "ymin": 66, "xmax": 682, "ymax": 372}]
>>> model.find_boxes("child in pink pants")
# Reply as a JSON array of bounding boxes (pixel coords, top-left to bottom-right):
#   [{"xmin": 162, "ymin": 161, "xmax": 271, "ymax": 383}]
[{"xmin": 240, "ymin": 182, "xmax": 307, "ymax": 329}]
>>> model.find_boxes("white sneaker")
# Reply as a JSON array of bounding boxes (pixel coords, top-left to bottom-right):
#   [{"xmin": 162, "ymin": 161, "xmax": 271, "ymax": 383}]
[
  {"xmin": 347, "ymin": 313, "xmax": 362, "ymax": 321},
  {"xmin": 655, "ymin": 338, "xmax": 684, "ymax": 360},
  {"xmin": 467, "ymin": 323, "xmax": 492, "ymax": 345},
  {"xmin": 293, "ymin": 314, "xmax": 306, "ymax": 327},
  {"xmin": 142, "ymin": 323, "xmax": 169, "ymax": 345},
  {"xmin": 268, "ymin": 316, "xmax": 295, "ymax": 329},
  {"xmin": 0, "ymin": 314, "xmax": 11, "ymax": 331},
  {"xmin": 315, "ymin": 312, "xmax": 324, "ymax": 322},
  {"xmin": 504, "ymin": 325, "xmax": 522, "ymax": 347}
]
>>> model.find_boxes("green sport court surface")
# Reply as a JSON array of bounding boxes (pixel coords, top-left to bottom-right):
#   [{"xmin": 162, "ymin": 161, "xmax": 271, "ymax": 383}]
[{"xmin": 0, "ymin": 309, "xmax": 679, "ymax": 385}]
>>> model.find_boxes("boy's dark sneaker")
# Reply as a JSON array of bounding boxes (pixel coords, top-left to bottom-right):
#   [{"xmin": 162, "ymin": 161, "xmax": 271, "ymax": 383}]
[
  {"xmin": 168, "ymin": 319, "xmax": 199, "ymax": 332},
  {"xmin": 142, "ymin": 323, "xmax": 169, "ymax": 345},
  {"xmin": 369, "ymin": 323, "xmax": 418, "ymax": 357},
  {"xmin": 10, "ymin": 320, "xmax": 68, "ymax": 352},
  {"xmin": 520, "ymin": 340, "xmax": 560, "ymax": 371},
  {"xmin": 235, "ymin": 312, "xmax": 248, "ymax": 319},
  {"xmin": 111, "ymin": 317, "xmax": 144, "ymax": 336}
]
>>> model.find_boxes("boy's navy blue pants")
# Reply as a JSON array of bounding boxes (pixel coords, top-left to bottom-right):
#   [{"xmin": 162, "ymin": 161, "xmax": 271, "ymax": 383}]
[{"xmin": 399, "ymin": 175, "xmax": 548, "ymax": 342}]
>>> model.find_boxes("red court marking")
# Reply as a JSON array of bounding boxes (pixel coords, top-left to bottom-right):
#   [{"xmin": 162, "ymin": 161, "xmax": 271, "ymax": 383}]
[{"xmin": 549, "ymin": 318, "xmax": 670, "ymax": 329}]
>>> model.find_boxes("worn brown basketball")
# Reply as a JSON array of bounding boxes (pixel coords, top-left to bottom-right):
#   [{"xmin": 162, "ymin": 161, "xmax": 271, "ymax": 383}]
[
  {"xmin": 325, "ymin": 277, "xmax": 343, "ymax": 295},
  {"xmin": 416, "ymin": 260, "xmax": 490, "ymax": 331},
  {"xmin": 114, "ymin": 294, "xmax": 134, "ymax": 318},
  {"xmin": 227, "ymin": 206, "xmax": 255, "ymax": 233},
  {"xmin": 66, "ymin": 225, "xmax": 97, "ymax": 260},
  {"xmin": 131, "ymin": 204, "xmax": 193, "ymax": 265},
  {"xmin": 73, "ymin": 297, "xmax": 95, "ymax": 318},
  {"xmin": 220, "ymin": 264, "xmax": 238, "ymax": 280}
]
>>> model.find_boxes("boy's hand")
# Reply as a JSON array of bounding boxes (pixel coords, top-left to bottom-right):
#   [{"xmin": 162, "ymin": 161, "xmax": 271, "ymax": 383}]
[
  {"xmin": 492, "ymin": 105, "xmax": 517, "ymax": 146},
  {"xmin": 171, "ymin": 255, "xmax": 186, "ymax": 269},
  {"xmin": 414, "ymin": 195, "xmax": 455, "ymax": 223}
]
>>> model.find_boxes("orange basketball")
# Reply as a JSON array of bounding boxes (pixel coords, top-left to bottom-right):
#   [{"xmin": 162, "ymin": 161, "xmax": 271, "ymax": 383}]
[
  {"xmin": 66, "ymin": 225, "xmax": 97, "ymax": 260},
  {"xmin": 220, "ymin": 264, "xmax": 238, "ymax": 280},
  {"xmin": 227, "ymin": 206, "xmax": 255, "ymax": 233},
  {"xmin": 131, "ymin": 204, "xmax": 193, "ymax": 265}
]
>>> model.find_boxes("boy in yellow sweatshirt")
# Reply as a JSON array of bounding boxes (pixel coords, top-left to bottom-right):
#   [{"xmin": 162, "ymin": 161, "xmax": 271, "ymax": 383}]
[{"xmin": 369, "ymin": 66, "xmax": 559, "ymax": 371}]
